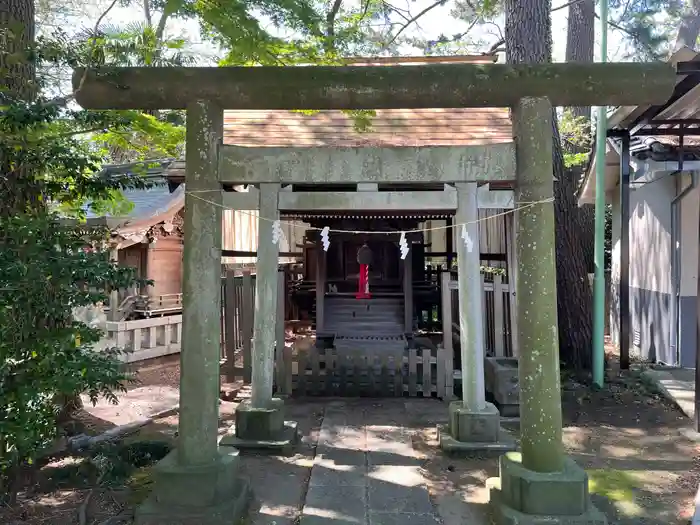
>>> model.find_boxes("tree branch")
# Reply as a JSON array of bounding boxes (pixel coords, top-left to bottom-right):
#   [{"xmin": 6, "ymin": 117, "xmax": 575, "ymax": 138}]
[
  {"xmin": 156, "ymin": 0, "xmax": 182, "ymax": 42},
  {"xmin": 383, "ymin": 0, "xmax": 447, "ymax": 49},
  {"xmin": 325, "ymin": 0, "xmax": 344, "ymax": 51},
  {"xmin": 552, "ymin": 0, "xmax": 588, "ymax": 13},
  {"xmin": 595, "ymin": 13, "xmax": 658, "ymax": 57},
  {"xmin": 72, "ymin": 0, "xmax": 121, "ymax": 102},
  {"xmin": 143, "ymin": 0, "xmax": 153, "ymax": 26}
]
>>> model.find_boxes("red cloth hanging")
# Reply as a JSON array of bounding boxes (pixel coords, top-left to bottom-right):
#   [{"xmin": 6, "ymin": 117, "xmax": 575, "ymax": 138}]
[{"xmin": 356, "ymin": 263, "xmax": 371, "ymax": 299}]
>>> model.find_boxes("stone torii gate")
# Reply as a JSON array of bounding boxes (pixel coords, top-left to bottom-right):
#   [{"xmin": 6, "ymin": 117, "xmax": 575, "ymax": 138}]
[{"xmin": 73, "ymin": 62, "xmax": 675, "ymax": 525}]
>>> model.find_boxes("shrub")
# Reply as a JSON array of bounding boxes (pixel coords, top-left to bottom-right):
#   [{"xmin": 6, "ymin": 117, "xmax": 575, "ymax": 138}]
[{"xmin": 0, "ymin": 212, "xmax": 142, "ymax": 500}]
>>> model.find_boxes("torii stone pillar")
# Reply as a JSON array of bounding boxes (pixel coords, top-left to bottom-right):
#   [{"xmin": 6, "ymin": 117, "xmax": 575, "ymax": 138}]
[
  {"xmin": 487, "ymin": 98, "xmax": 607, "ymax": 525},
  {"xmin": 134, "ymin": 100, "xmax": 251, "ymax": 525},
  {"xmin": 220, "ymin": 182, "xmax": 298, "ymax": 451},
  {"xmin": 438, "ymin": 183, "xmax": 516, "ymax": 454}
]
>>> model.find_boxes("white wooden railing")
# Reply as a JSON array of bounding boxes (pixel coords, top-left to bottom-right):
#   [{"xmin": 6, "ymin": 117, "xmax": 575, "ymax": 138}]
[{"xmin": 101, "ymin": 315, "xmax": 183, "ymax": 363}]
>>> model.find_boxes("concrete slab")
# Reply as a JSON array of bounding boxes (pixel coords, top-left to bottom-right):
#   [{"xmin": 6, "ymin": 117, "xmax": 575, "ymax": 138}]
[
  {"xmin": 309, "ymin": 465, "xmax": 366, "ymax": 487},
  {"xmin": 368, "ymin": 512, "xmax": 441, "ymax": 525},
  {"xmin": 303, "ymin": 484, "xmax": 366, "ymax": 522},
  {"xmin": 300, "ymin": 401, "xmax": 443, "ymax": 525},
  {"xmin": 641, "ymin": 367, "xmax": 695, "ymax": 420},
  {"xmin": 299, "ymin": 516, "xmax": 363, "ymax": 525},
  {"xmin": 367, "ymin": 480, "xmax": 434, "ymax": 514}
]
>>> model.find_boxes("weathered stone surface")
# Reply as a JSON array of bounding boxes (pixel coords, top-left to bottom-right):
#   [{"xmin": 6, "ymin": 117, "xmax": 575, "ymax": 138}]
[
  {"xmin": 134, "ymin": 449, "xmax": 251, "ymax": 524},
  {"xmin": 437, "ymin": 424, "xmax": 516, "ymax": 457},
  {"xmin": 448, "ymin": 400, "xmax": 501, "ymax": 443},
  {"xmin": 513, "ymin": 97, "xmax": 565, "ymax": 473},
  {"xmin": 498, "ymin": 452, "xmax": 588, "ymax": 515},
  {"xmin": 219, "ymin": 144, "xmax": 516, "ymax": 185},
  {"xmin": 368, "ymin": 512, "xmax": 441, "ymax": 525},
  {"xmin": 489, "ymin": 487, "xmax": 607, "ymax": 525},
  {"xmin": 485, "ymin": 357, "xmax": 520, "ymax": 406},
  {"xmin": 303, "ymin": 483, "xmax": 366, "ymax": 522},
  {"xmin": 487, "ymin": 452, "xmax": 607, "ymax": 524},
  {"xmin": 219, "ymin": 398, "xmax": 299, "ymax": 452},
  {"xmin": 367, "ymin": 480, "xmax": 434, "ymax": 513},
  {"xmin": 236, "ymin": 398, "xmax": 285, "ymax": 440},
  {"xmin": 73, "ymin": 62, "xmax": 676, "ymax": 110}
]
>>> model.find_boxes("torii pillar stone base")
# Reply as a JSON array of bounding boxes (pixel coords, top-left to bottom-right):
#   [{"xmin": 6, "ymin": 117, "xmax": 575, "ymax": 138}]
[
  {"xmin": 220, "ymin": 398, "xmax": 299, "ymax": 454},
  {"xmin": 134, "ymin": 449, "xmax": 251, "ymax": 525},
  {"xmin": 438, "ymin": 401, "xmax": 516, "ymax": 456},
  {"xmin": 487, "ymin": 453, "xmax": 606, "ymax": 525}
]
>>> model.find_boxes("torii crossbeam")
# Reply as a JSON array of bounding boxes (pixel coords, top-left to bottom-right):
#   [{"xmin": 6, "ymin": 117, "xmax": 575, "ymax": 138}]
[{"xmin": 72, "ymin": 62, "xmax": 676, "ymax": 525}]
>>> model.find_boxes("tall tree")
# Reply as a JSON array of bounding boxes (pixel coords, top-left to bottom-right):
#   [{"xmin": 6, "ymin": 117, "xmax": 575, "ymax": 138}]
[
  {"xmin": 673, "ymin": 0, "xmax": 700, "ymax": 51},
  {"xmin": 564, "ymin": 0, "xmax": 595, "ymax": 274},
  {"xmin": 566, "ymin": 0, "xmax": 594, "ymax": 119},
  {"xmin": 504, "ymin": 0, "xmax": 594, "ymax": 370},
  {"xmin": 1, "ymin": 0, "xmax": 38, "ymax": 215}
]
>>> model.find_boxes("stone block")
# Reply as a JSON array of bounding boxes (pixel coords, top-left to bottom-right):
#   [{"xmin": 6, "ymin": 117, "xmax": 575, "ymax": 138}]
[
  {"xmin": 237, "ymin": 398, "xmax": 285, "ymax": 440},
  {"xmin": 448, "ymin": 400, "xmax": 501, "ymax": 443},
  {"xmin": 489, "ymin": 485, "xmax": 607, "ymax": 525},
  {"xmin": 134, "ymin": 448, "xmax": 251, "ymax": 525},
  {"xmin": 485, "ymin": 357, "xmax": 520, "ymax": 406},
  {"xmin": 487, "ymin": 452, "xmax": 607, "ymax": 525},
  {"xmin": 219, "ymin": 397, "xmax": 299, "ymax": 452},
  {"xmin": 437, "ymin": 424, "xmax": 517, "ymax": 457}
]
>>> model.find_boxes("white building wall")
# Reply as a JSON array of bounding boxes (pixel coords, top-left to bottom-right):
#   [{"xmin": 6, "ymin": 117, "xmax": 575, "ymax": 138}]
[{"xmin": 628, "ymin": 172, "xmax": 675, "ymax": 363}]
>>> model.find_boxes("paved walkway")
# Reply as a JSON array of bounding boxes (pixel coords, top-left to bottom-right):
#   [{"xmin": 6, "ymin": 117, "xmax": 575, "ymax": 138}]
[
  {"xmin": 641, "ymin": 366, "xmax": 695, "ymax": 420},
  {"xmin": 300, "ymin": 401, "xmax": 440, "ymax": 525}
]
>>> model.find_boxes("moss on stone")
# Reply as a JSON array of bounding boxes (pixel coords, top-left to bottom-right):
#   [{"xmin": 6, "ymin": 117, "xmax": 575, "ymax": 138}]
[{"xmin": 72, "ymin": 62, "xmax": 675, "ymax": 110}]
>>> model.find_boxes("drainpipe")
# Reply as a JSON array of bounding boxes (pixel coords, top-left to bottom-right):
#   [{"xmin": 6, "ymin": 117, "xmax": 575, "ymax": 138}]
[{"xmin": 592, "ymin": 0, "xmax": 610, "ymax": 387}]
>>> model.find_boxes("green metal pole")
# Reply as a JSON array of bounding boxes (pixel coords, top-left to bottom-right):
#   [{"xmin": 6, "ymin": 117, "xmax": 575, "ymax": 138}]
[{"xmin": 593, "ymin": 0, "xmax": 609, "ymax": 388}]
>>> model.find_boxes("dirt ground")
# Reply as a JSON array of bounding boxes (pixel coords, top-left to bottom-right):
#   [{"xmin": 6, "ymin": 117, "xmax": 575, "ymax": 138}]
[{"xmin": 2, "ymin": 353, "xmax": 698, "ymax": 525}]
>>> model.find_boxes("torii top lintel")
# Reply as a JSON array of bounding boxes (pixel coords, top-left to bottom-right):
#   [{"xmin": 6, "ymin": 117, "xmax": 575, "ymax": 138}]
[{"xmin": 72, "ymin": 62, "xmax": 676, "ymax": 111}]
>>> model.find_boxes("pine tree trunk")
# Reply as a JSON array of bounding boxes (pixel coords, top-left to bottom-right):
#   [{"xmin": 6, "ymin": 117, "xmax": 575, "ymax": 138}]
[
  {"xmin": 674, "ymin": 0, "xmax": 700, "ymax": 52},
  {"xmin": 565, "ymin": 0, "xmax": 595, "ymax": 274},
  {"xmin": 0, "ymin": 0, "xmax": 39, "ymax": 216},
  {"xmin": 566, "ymin": 0, "xmax": 594, "ymax": 120},
  {"xmin": 506, "ymin": 0, "xmax": 593, "ymax": 370}
]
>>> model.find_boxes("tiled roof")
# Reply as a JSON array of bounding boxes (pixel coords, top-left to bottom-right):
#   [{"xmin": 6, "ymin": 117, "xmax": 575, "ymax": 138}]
[
  {"xmin": 84, "ymin": 161, "xmax": 184, "ymax": 231},
  {"xmin": 85, "ymin": 176, "xmax": 181, "ymax": 220},
  {"xmin": 223, "ymin": 108, "xmax": 512, "ymax": 147}
]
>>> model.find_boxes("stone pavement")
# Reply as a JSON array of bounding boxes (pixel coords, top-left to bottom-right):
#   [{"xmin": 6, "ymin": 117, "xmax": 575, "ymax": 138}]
[
  {"xmin": 300, "ymin": 401, "xmax": 441, "ymax": 525},
  {"xmin": 641, "ymin": 366, "xmax": 695, "ymax": 420}
]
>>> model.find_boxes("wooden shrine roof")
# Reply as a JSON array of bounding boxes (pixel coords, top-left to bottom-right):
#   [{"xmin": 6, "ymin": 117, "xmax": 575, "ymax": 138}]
[
  {"xmin": 223, "ymin": 108, "xmax": 512, "ymax": 148},
  {"xmin": 222, "ymin": 54, "xmax": 512, "ymax": 148}
]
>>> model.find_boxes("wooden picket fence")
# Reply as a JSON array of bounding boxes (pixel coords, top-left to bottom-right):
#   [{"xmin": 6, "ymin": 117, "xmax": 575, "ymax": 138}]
[
  {"xmin": 441, "ymin": 271, "xmax": 517, "ymax": 371},
  {"xmin": 273, "ymin": 344, "xmax": 453, "ymax": 398},
  {"xmin": 220, "ymin": 269, "xmax": 256, "ymax": 381}
]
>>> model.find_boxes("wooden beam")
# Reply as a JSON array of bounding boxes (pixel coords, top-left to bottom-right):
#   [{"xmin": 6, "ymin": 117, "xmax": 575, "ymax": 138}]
[
  {"xmin": 72, "ymin": 63, "xmax": 676, "ymax": 110},
  {"xmin": 219, "ymin": 144, "xmax": 515, "ymax": 184}
]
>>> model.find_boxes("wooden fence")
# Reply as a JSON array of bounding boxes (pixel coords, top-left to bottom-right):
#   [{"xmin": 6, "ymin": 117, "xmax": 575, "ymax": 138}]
[
  {"xmin": 440, "ymin": 271, "xmax": 517, "ymax": 367},
  {"xmin": 274, "ymin": 344, "xmax": 453, "ymax": 398}
]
